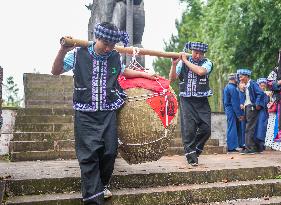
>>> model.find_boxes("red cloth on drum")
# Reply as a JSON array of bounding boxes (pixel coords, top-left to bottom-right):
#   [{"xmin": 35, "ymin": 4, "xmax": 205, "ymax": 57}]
[
  {"xmin": 146, "ymin": 92, "xmax": 178, "ymax": 128},
  {"xmin": 118, "ymin": 75, "xmax": 170, "ymax": 93},
  {"xmin": 118, "ymin": 75, "xmax": 178, "ymax": 128}
]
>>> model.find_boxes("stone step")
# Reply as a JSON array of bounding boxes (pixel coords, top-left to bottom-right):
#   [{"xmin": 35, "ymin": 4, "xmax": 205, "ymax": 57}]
[
  {"xmin": 16, "ymin": 108, "xmax": 74, "ymax": 117},
  {"xmin": 15, "ymin": 115, "xmax": 73, "ymax": 124},
  {"xmin": 25, "ymin": 86, "xmax": 73, "ymax": 93},
  {"xmin": 0, "ymin": 180, "xmax": 4, "ymax": 204},
  {"xmin": 10, "ymin": 140, "xmax": 75, "ymax": 152},
  {"xmin": 169, "ymin": 138, "xmax": 219, "ymax": 147},
  {"xmin": 23, "ymin": 73, "xmax": 73, "ymax": 83},
  {"xmin": 25, "ymin": 103, "xmax": 72, "ymax": 109},
  {"xmin": 5, "ymin": 179, "xmax": 281, "ymax": 205},
  {"xmin": 208, "ymin": 196, "xmax": 281, "ymax": 204},
  {"xmin": 10, "ymin": 150, "xmax": 76, "ymax": 162},
  {"xmin": 24, "ymin": 94, "xmax": 73, "ymax": 102},
  {"xmin": 10, "ymin": 145, "xmax": 225, "ymax": 161},
  {"xmin": 5, "ymin": 165, "xmax": 279, "ymax": 196},
  {"xmin": 14, "ymin": 123, "xmax": 73, "ymax": 132},
  {"xmin": 10, "ymin": 138, "xmax": 221, "ymax": 152},
  {"xmin": 165, "ymin": 146, "xmax": 226, "ymax": 155},
  {"xmin": 12, "ymin": 132, "xmax": 74, "ymax": 141}
]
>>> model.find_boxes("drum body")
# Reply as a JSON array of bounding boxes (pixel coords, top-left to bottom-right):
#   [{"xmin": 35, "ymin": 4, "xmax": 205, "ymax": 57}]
[{"xmin": 117, "ymin": 87, "xmax": 178, "ymax": 164}]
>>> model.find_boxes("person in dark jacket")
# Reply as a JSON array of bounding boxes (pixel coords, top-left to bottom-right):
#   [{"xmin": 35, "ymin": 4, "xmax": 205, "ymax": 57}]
[
  {"xmin": 223, "ymin": 73, "xmax": 244, "ymax": 152},
  {"xmin": 254, "ymin": 78, "xmax": 269, "ymax": 153},
  {"xmin": 52, "ymin": 22, "xmax": 155, "ymax": 205},
  {"xmin": 237, "ymin": 69, "xmax": 265, "ymax": 154}
]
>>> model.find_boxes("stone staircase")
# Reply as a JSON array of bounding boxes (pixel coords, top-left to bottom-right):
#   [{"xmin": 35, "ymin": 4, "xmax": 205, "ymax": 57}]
[
  {"xmin": 9, "ymin": 108, "xmax": 75, "ymax": 161},
  {"xmin": 9, "ymin": 108, "xmax": 225, "ymax": 162},
  {"xmin": 3, "ymin": 73, "xmax": 280, "ymax": 204},
  {"xmin": 2, "ymin": 153, "xmax": 281, "ymax": 204},
  {"xmin": 166, "ymin": 137, "xmax": 225, "ymax": 156}
]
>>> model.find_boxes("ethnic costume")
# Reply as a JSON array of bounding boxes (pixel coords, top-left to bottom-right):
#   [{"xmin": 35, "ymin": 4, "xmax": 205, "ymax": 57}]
[
  {"xmin": 266, "ymin": 67, "xmax": 281, "ymax": 151},
  {"xmin": 223, "ymin": 74, "xmax": 243, "ymax": 152},
  {"xmin": 176, "ymin": 42, "xmax": 213, "ymax": 165},
  {"xmin": 238, "ymin": 88, "xmax": 246, "ymax": 148},
  {"xmin": 238, "ymin": 69, "xmax": 265, "ymax": 153},
  {"xmin": 254, "ymin": 78, "xmax": 269, "ymax": 151},
  {"xmin": 63, "ymin": 23, "xmax": 128, "ymax": 205}
]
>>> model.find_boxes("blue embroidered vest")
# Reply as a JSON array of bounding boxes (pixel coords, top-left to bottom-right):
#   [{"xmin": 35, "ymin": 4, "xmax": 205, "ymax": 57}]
[
  {"xmin": 73, "ymin": 47, "xmax": 126, "ymax": 111},
  {"xmin": 178, "ymin": 58, "xmax": 213, "ymax": 97}
]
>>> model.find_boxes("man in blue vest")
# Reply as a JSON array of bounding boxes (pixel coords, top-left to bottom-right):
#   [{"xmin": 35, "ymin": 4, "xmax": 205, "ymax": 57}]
[
  {"xmin": 169, "ymin": 42, "xmax": 213, "ymax": 166},
  {"xmin": 223, "ymin": 73, "xmax": 244, "ymax": 153},
  {"xmin": 237, "ymin": 69, "xmax": 265, "ymax": 155},
  {"xmin": 52, "ymin": 22, "xmax": 156, "ymax": 205}
]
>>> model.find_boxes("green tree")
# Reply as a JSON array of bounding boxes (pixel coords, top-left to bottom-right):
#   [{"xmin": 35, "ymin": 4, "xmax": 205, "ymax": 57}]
[
  {"xmin": 153, "ymin": 0, "xmax": 281, "ymax": 112},
  {"xmin": 3, "ymin": 76, "xmax": 21, "ymax": 107},
  {"xmin": 153, "ymin": 0, "xmax": 204, "ymax": 95}
]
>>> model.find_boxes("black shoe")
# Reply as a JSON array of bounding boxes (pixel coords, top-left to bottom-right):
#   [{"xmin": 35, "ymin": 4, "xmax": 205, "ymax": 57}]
[
  {"xmin": 186, "ymin": 152, "xmax": 198, "ymax": 166},
  {"xmin": 256, "ymin": 147, "xmax": 264, "ymax": 154},
  {"xmin": 104, "ymin": 187, "xmax": 112, "ymax": 199},
  {"xmin": 187, "ymin": 158, "xmax": 198, "ymax": 166},
  {"xmin": 240, "ymin": 148, "xmax": 256, "ymax": 155},
  {"xmin": 227, "ymin": 149, "xmax": 239, "ymax": 153},
  {"xmin": 190, "ymin": 161, "xmax": 198, "ymax": 166},
  {"xmin": 256, "ymin": 144, "xmax": 265, "ymax": 153}
]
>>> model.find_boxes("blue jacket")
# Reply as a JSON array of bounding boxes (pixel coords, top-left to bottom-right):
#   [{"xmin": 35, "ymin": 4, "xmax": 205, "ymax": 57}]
[
  {"xmin": 239, "ymin": 90, "xmax": 246, "ymax": 105},
  {"xmin": 223, "ymin": 83, "xmax": 243, "ymax": 118},
  {"xmin": 247, "ymin": 80, "xmax": 265, "ymax": 107}
]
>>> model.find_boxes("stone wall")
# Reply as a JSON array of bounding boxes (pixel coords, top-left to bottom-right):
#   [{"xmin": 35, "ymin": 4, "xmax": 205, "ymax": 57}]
[
  {"xmin": 173, "ymin": 112, "xmax": 226, "ymax": 146},
  {"xmin": 0, "ymin": 66, "xmax": 3, "ymax": 129},
  {"xmin": 23, "ymin": 73, "xmax": 73, "ymax": 108},
  {"xmin": 1, "ymin": 73, "xmax": 226, "ymax": 157},
  {"xmin": 0, "ymin": 109, "xmax": 16, "ymax": 155},
  {"xmin": 211, "ymin": 112, "xmax": 227, "ymax": 146},
  {"xmin": 22, "ymin": 73, "xmax": 227, "ymax": 144}
]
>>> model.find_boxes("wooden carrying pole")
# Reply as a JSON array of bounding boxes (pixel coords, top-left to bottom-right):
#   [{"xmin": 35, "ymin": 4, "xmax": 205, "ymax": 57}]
[{"xmin": 60, "ymin": 37, "xmax": 182, "ymax": 59}]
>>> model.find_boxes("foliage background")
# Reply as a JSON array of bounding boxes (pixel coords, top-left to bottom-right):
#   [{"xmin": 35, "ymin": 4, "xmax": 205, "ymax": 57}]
[{"xmin": 153, "ymin": 0, "xmax": 281, "ymax": 112}]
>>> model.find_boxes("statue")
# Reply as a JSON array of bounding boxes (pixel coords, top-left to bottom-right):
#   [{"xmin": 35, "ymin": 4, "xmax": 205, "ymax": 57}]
[{"xmin": 88, "ymin": 0, "xmax": 145, "ymax": 65}]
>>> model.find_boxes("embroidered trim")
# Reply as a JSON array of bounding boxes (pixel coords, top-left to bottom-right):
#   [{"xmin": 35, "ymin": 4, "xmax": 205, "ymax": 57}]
[
  {"xmin": 196, "ymin": 147, "xmax": 203, "ymax": 152},
  {"xmin": 74, "ymin": 87, "xmax": 87, "ymax": 90},
  {"xmin": 180, "ymin": 57, "xmax": 212, "ymax": 97},
  {"xmin": 73, "ymin": 46, "xmax": 125, "ymax": 112},
  {"xmin": 185, "ymin": 151, "xmax": 196, "ymax": 156},
  {"xmin": 83, "ymin": 191, "xmax": 104, "ymax": 202}
]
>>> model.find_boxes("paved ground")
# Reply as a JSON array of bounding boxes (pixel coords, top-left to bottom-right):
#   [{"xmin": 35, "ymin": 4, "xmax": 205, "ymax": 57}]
[{"xmin": 0, "ymin": 151, "xmax": 280, "ymax": 180}]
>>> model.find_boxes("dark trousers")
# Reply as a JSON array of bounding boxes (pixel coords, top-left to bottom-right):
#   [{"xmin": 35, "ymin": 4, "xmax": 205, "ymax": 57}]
[
  {"xmin": 180, "ymin": 96, "xmax": 211, "ymax": 162},
  {"xmin": 245, "ymin": 105, "xmax": 259, "ymax": 149},
  {"xmin": 74, "ymin": 110, "xmax": 118, "ymax": 205}
]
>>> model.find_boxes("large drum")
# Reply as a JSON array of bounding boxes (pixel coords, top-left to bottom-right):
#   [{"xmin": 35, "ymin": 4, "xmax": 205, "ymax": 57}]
[{"xmin": 117, "ymin": 75, "xmax": 178, "ymax": 164}]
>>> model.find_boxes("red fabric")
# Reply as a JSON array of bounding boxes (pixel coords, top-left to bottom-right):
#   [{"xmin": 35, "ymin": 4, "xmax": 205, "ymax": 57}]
[
  {"xmin": 268, "ymin": 102, "xmax": 277, "ymax": 113},
  {"xmin": 274, "ymin": 131, "xmax": 281, "ymax": 142},
  {"xmin": 118, "ymin": 75, "xmax": 170, "ymax": 93},
  {"xmin": 119, "ymin": 74, "xmax": 178, "ymax": 128},
  {"xmin": 146, "ymin": 92, "xmax": 178, "ymax": 128}
]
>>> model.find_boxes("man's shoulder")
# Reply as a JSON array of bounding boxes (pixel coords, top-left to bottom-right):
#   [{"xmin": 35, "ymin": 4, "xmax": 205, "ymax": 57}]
[
  {"xmin": 228, "ymin": 83, "xmax": 237, "ymax": 90},
  {"xmin": 250, "ymin": 80, "xmax": 258, "ymax": 86},
  {"xmin": 111, "ymin": 49, "xmax": 120, "ymax": 56},
  {"xmin": 202, "ymin": 58, "xmax": 213, "ymax": 65}
]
